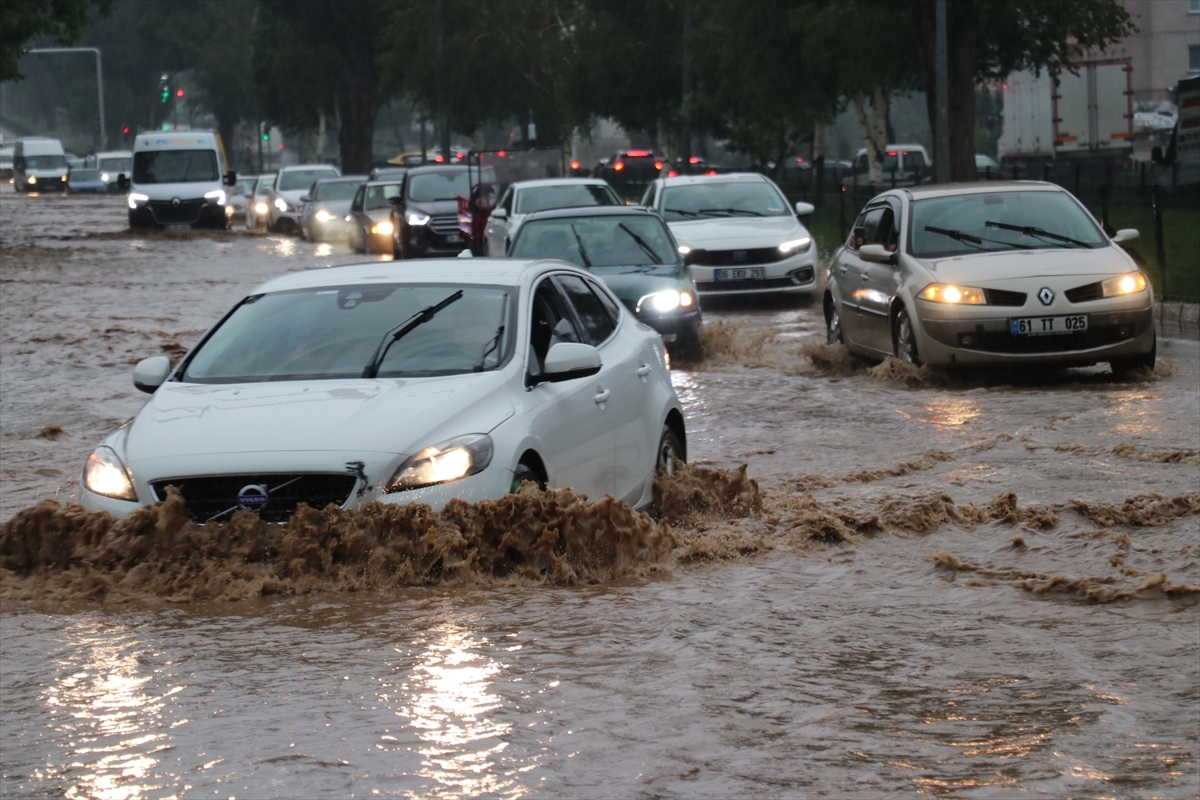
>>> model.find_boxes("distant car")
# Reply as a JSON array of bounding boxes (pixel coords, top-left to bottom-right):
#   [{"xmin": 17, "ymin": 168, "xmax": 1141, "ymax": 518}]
[
  {"xmin": 847, "ymin": 144, "xmax": 931, "ymax": 187},
  {"xmin": 508, "ymin": 206, "xmax": 702, "ymax": 352},
  {"xmin": 348, "ymin": 178, "xmax": 404, "ymax": 254},
  {"xmin": 77, "ymin": 258, "xmax": 686, "ymax": 522},
  {"xmin": 974, "ymin": 154, "xmax": 1006, "ymax": 180},
  {"xmin": 641, "ymin": 172, "xmax": 818, "ymax": 298},
  {"xmin": 266, "ymin": 164, "xmax": 340, "ymax": 233},
  {"xmin": 593, "ymin": 150, "xmax": 664, "ymax": 200},
  {"xmin": 824, "ymin": 182, "xmax": 1155, "ymax": 372},
  {"xmin": 245, "ymin": 173, "xmax": 276, "ymax": 231},
  {"xmin": 67, "ymin": 168, "xmax": 107, "ymax": 194},
  {"xmin": 94, "ymin": 150, "xmax": 133, "ymax": 193},
  {"xmin": 484, "ymin": 178, "xmax": 622, "ymax": 257},
  {"xmin": 225, "ymin": 175, "xmax": 256, "ymax": 224},
  {"xmin": 300, "ymin": 175, "xmax": 365, "ymax": 242},
  {"xmin": 388, "ymin": 164, "xmax": 472, "ymax": 259}
]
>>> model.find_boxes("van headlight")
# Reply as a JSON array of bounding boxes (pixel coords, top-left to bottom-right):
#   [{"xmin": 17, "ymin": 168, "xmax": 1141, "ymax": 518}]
[
  {"xmin": 1101, "ymin": 272, "xmax": 1147, "ymax": 297},
  {"xmin": 385, "ymin": 434, "xmax": 493, "ymax": 492},
  {"xmin": 204, "ymin": 189, "xmax": 226, "ymax": 205},
  {"xmin": 127, "ymin": 192, "xmax": 149, "ymax": 209},
  {"xmin": 83, "ymin": 446, "xmax": 137, "ymax": 501}
]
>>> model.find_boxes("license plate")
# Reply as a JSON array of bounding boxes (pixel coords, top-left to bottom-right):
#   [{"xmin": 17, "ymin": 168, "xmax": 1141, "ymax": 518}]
[
  {"xmin": 1010, "ymin": 315, "xmax": 1089, "ymax": 335},
  {"xmin": 714, "ymin": 267, "xmax": 765, "ymax": 281},
  {"xmin": 445, "ymin": 232, "xmax": 464, "ymax": 243}
]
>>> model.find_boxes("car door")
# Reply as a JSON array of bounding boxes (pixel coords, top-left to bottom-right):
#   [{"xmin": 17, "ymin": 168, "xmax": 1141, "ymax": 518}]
[
  {"xmin": 554, "ymin": 273, "xmax": 649, "ymax": 503},
  {"xmin": 857, "ymin": 199, "xmax": 903, "ymax": 353},
  {"xmin": 485, "ymin": 188, "xmax": 514, "ymax": 256},
  {"xmin": 832, "ymin": 207, "xmax": 876, "ymax": 347},
  {"xmin": 524, "ymin": 276, "xmax": 614, "ymax": 498}
]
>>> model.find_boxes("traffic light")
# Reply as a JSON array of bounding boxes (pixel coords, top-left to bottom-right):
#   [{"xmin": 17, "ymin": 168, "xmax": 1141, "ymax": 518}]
[
  {"xmin": 176, "ymin": 88, "xmax": 184, "ymax": 98},
  {"xmin": 262, "ymin": 131, "xmax": 269, "ymax": 142},
  {"xmin": 161, "ymin": 88, "xmax": 169, "ymax": 103},
  {"xmin": 160, "ymin": 73, "xmax": 169, "ymax": 103}
]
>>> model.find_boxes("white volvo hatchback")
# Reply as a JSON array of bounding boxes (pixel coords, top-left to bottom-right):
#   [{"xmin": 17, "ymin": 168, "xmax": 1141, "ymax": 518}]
[{"xmin": 80, "ymin": 259, "xmax": 686, "ymax": 523}]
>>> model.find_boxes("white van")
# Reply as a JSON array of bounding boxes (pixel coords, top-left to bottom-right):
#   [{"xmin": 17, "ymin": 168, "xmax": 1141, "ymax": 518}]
[
  {"xmin": 13, "ymin": 138, "xmax": 69, "ymax": 193},
  {"xmin": 123, "ymin": 130, "xmax": 235, "ymax": 229},
  {"xmin": 848, "ymin": 143, "xmax": 931, "ymax": 187}
]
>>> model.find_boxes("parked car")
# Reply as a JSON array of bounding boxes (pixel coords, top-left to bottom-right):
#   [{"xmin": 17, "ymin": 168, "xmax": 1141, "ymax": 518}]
[
  {"xmin": 266, "ymin": 164, "xmax": 340, "ymax": 233},
  {"xmin": 593, "ymin": 150, "xmax": 664, "ymax": 201},
  {"xmin": 641, "ymin": 172, "xmax": 818, "ymax": 298},
  {"xmin": 94, "ymin": 150, "xmax": 133, "ymax": 193},
  {"xmin": 300, "ymin": 175, "xmax": 365, "ymax": 242},
  {"xmin": 245, "ymin": 173, "xmax": 275, "ymax": 231},
  {"xmin": 975, "ymin": 154, "xmax": 1007, "ymax": 180},
  {"xmin": 823, "ymin": 182, "xmax": 1155, "ymax": 372},
  {"xmin": 348, "ymin": 178, "xmax": 404, "ymax": 254},
  {"xmin": 508, "ymin": 206, "xmax": 701, "ymax": 352},
  {"xmin": 847, "ymin": 144, "xmax": 931, "ymax": 187},
  {"xmin": 484, "ymin": 178, "xmax": 622, "ymax": 256},
  {"xmin": 78, "ymin": 258, "xmax": 686, "ymax": 522},
  {"xmin": 67, "ymin": 167, "xmax": 107, "ymax": 194},
  {"xmin": 388, "ymin": 164, "xmax": 472, "ymax": 258}
]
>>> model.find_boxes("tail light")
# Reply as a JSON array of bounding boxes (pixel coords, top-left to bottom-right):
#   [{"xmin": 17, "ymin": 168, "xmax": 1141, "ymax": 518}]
[
  {"xmin": 667, "ymin": 170, "xmax": 679, "ymax": 177},
  {"xmin": 704, "ymin": 170, "xmax": 717, "ymax": 175},
  {"xmin": 570, "ymin": 159, "xmax": 580, "ymax": 170},
  {"xmin": 688, "ymin": 157, "xmax": 700, "ymax": 164},
  {"xmin": 655, "ymin": 161, "xmax": 663, "ymax": 170},
  {"xmin": 626, "ymin": 150, "xmax": 650, "ymax": 157},
  {"xmin": 614, "ymin": 161, "xmax": 625, "ymax": 171}
]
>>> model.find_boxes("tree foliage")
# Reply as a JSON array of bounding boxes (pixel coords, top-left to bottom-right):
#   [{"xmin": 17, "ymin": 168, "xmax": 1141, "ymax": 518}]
[{"xmin": 1, "ymin": 0, "xmax": 110, "ymax": 82}]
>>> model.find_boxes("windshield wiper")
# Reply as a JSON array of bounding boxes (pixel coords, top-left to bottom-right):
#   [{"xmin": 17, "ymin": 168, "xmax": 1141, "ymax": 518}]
[
  {"xmin": 984, "ymin": 220, "xmax": 1090, "ymax": 248},
  {"xmin": 923, "ymin": 225, "xmax": 987, "ymax": 249},
  {"xmin": 617, "ymin": 222, "xmax": 663, "ymax": 264},
  {"xmin": 475, "ymin": 324, "xmax": 504, "ymax": 371},
  {"xmin": 665, "ymin": 207, "xmax": 699, "ymax": 217},
  {"xmin": 698, "ymin": 207, "xmax": 764, "ymax": 217},
  {"xmin": 362, "ymin": 290, "xmax": 463, "ymax": 378},
  {"xmin": 569, "ymin": 223, "xmax": 592, "ymax": 267}
]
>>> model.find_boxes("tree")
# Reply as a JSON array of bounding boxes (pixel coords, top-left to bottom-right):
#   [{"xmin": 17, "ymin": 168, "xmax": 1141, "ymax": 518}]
[{"xmin": 1, "ymin": 0, "xmax": 110, "ymax": 82}]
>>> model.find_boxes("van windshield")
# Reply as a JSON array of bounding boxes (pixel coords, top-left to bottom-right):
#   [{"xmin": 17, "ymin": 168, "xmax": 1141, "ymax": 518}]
[
  {"xmin": 133, "ymin": 149, "xmax": 219, "ymax": 184},
  {"xmin": 25, "ymin": 155, "xmax": 67, "ymax": 170}
]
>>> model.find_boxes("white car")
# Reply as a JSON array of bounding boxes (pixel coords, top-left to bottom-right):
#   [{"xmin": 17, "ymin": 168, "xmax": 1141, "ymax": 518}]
[
  {"xmin": 640, "ymin": 173, "xmax": 818, "ymax": 297},
  {"xmin": 79, "ymin": 259, "xmax": 686, "ymax": 523},
  {"xmin": 824, "ymin": 182, "xmax": 1156, "ymax": 371},
  {"xmin": 484, "ymin": 178, "xmax": 622, "ymax": 256},
  {"xmin": 245, "ymin": 173, "xmax": 275, "ymax": 231},
  {"xmin": 266, "ymin": 164, "xmax": 340, "ymax": 233}
]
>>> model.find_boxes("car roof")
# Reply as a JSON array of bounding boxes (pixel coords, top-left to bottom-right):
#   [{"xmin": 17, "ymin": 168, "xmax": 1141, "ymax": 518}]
[
  {"xmin": 280, "ymin": 163, "xmax": 338, "ymax": 172},
  {"xmin": 658, "ymin": 172, "xmax": 768, "ymax": 187},
  {"xmin": 252, "ymin": 258, "xmax": 589, "ymax": 294},
  {"xmin": 901, "ymin": 180, "xmax": 1063, "ymax": 201},
  {"xmin": 511, "ymin": 178, "xmax": 611, "ymax": 190},
  {"xmin": 521, "ymin": 206, "xmax": 658, "ymax": 222},
  {"xmin": 316, "ymin": 174, "xmax": 366, "ymax": 183},
  {"xmin": 406, "ymin": 164, "xmax": 468, "ymax": 175}
]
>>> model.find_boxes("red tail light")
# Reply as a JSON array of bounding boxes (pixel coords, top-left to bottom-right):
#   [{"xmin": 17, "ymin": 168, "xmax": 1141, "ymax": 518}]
[
  {"xmin": 901, "ymin": 150, "xmax": 909, "ymax": 155},
  {"xmin": 434, "ymin": 155, "xmax": 444, "ymax": 162},
  {"xmin": 614, "ymin": 161, "xmax": 625, "ymax": 171},
  {"xmin": 796, "ymin": 157, "xmax": 805, "ymax": 163},
  {"xmin": 498, "ymin": 150, "xmax": 506, "ymax": 157},
  {"xmin": 667, "ymin": 170, "xmax": 679, "ymax": 177},
  {"xmin": 626, "ymin": 150, "xmax": 650, "ymax": 157},
  {"xmin": 688, "ymin": 157, "xmax": 700, "ymax": 164},
  {"xmin": 704, "ymin": 170, "xmax": 717, "ymax": 175},
  {"xmin": 570, "ymin": 159, "xmax": 580, "ymax": 170},
  {"xmin": 654, "ymin": 161, "xmax": 663, "ymax": 170},
  {"xmin": 887, "ymin": 150, "xmax": 898, "ymax": 156}
]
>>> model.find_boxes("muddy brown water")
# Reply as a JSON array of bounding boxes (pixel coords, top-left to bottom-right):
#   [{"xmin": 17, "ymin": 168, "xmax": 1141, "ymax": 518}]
[{"xmin": 2, "ymin": 192, "xmax": 1197, "ymax": 798}]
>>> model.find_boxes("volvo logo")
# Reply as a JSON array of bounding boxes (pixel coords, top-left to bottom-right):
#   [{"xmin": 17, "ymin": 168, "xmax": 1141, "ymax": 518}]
[
  {"xmin": 237, "ymin": 484, "xmax": 269, "ymax": 509},
  {"xmin": 172, "ymin": 197, "xmax": 181, "ymax": 207},
  {"xmin": 1038, "ymin": 287, "xmax": 1055, "ymax": 306}
]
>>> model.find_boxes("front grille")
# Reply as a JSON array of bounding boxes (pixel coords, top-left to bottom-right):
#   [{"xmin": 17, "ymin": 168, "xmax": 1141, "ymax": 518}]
[
  {"xmin": 961, "ymin": 321, "xmax": 1138, "ymax": 354},
  {"xmin": 983, "ymin": 288, "xmax": 1027, "ymax": 307},
  {"xmin": 695, "ymin": 275, "xmax": 807, "ymax": 292},
  {"xmin": 693, "ymin": 247, "xmax": 787, "ymax": 267},
  {"xmin": 429, "ymin": 214, "xmax": 459, "ymax": 235},
  {"xmin": 1065, "ymin": 281, "xmax": 1104, "ymax": 303},
  {"xmin": 147, "ymin": 199, "xmax": 205, "ymax": 225},
  {"xmin": 151, "ymin": 473, "xmax": 358, "ymax": 524}
]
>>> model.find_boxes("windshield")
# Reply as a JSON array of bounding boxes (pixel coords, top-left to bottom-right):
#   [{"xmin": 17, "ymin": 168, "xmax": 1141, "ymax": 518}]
[
  {"xmin": 516, "ymin": 184, "xmax": 620, "ymax": 214},
  {"xmin": 279, "ymin": 168, "xmax": 338, "ymax": 192},
  {"xmin": 99, "ymin": 157, "xmax": 131, "ymax": 173},
  {"xmin": 510, "ymin": 216, "xmax": 679, "ymax": 269},
  {"xmin": 70, "ymin": 169, "xmax": 100, "ymax": 181},
  {"xmin": 133, "ymin": 149, "xmax": 218, "ymax": 184},
  {"xmin": 660, "ymin": 181, "xmax": 789, "ymax": 221},
  {"xmin": 365, "ymin": 182, "xmax": 403, "ymax": 210},
  {"xmin": 24, "ymin": 155, "xmax": 67, "ymax": 170},
  {"xmin": 908, "ymin": 191, "xmax": 1106, "ymax": 258},
  {"xmin": 408, "ymin": 172, "xmax": 470, "ymax": 202},
  {"xmin": 315, "ymin": 181, "xmax": 362, "ymax": 201},
  {"xmin": 182, "ymin": 284, "xmax": 513, "ymax": 383}
]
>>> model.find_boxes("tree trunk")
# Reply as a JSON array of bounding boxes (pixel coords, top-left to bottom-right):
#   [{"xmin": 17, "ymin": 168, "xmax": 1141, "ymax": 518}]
[
  {"xmin": 335, "ymin": 47, "xmax": 379, "ymax": 174},
  {"xmin": 911, "ymin": 0, "xmax": 977, "ymax": 183},
  {"xmin": 813, "ymin": 119, "xmax": 826, "ymax": 205},
  {"xmin": 853, "ymin": 92, "xmax": 886, "ymax": 187}
]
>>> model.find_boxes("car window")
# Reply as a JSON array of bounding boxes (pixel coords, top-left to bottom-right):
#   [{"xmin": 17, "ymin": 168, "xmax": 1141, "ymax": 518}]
[
  {"xmin": 498, "ymin": 188, "xmax": 513, "ymax": 214},
  {"xmin": 351, "ymin": 186, "xmax": 365, "ymax": 212},
  {"xmin": 905, "ymin": 150, "xmax": 928, "ymax": 171},
  {"xmin": 365, "ymin": 182, "xmax": 403, "ymax": 210},
  {"xmin": 640, "ymin": 184, "xmax": 656, "ymax": 207},
  {"xmin": 528, "ymin": 278, "xmax": 581, "ymax": 373},
  {"xmin": 314, "ymin": 181, "xmax": 360, "ymax": 202},
  {"xmin": 555, "ymin": 274, "xmax": 617, "ymax": 346}
]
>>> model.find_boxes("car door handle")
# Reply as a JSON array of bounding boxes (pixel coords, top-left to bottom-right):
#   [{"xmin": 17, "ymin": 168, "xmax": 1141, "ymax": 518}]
[
  {"xmin": 861, "ymin": 273, "xmax": 870, "ymax": 282},
  {"xmin": 594, "ymin": 388, "xmax": 612, "ymax": 404},
  {"xmin": 636, "ymin": 363, "xmax": 653, "ymax": 377}
]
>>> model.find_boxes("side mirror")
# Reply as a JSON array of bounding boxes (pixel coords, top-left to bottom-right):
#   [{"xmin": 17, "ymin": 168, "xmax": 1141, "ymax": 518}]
[
  {"xmin": 682, "ymin": 248, "xmax": 708, "ymax": 266},
  {"xmin": 300, "ymin": 194, "xmax": 311, "ymax": 203},
  {"xmin": 491, "ymin": 207, "xmax": 508, "ymax": 220},
  {"xmin": 224, "ymin": 170, "xmax": 237, "ymax": 186},
  {"xmin": 388, "ymin": 195, "xmax": 404, "ymax": 206},
  {"xmin": 859, "ymin": 244, "xmax": 894, "ymax": 264},
  {"xmin": 1112, "ymin": 228, "xmax": 1139, "ymax": 246},
  {"xmin": 117, "ymin": 174, "xmax": 129, "ymax": 191},
  {"xmin": 133, "ymin": 355, "xmax": 173, "ymax": 394},
  {"xmin": 542, "ymin": 342, "xmax": 602, "ymax": 382},
  {"xmin": 794, "ymin": 201, "xmax": 815, "ymax": 217}
]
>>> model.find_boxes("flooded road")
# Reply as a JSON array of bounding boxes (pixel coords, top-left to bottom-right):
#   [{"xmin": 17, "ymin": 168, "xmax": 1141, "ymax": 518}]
[{"xmin": 2, "ymin": 191, "xmax": 1197, "ymax": 797}]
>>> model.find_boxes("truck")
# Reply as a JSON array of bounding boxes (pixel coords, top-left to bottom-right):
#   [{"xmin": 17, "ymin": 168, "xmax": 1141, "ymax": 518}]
[{"xmin": 999, "ymin": 59, "xmax": 1133, "ymax": 168}]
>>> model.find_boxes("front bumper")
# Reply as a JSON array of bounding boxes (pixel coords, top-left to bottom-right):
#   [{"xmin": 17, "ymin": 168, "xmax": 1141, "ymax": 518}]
[
  {"xmin": 633, "ymin": 307, "xmax": 702, "ymax": 343},
  {"xmin": 689, "ymin": 250, "xmax": 818, "ymax": 296},
  {"xmin": 406, "ymin": 220, "xmax": 468, "ymax": 257}
]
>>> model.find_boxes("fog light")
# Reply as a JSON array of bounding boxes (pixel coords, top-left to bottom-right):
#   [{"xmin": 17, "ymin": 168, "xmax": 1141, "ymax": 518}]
[{"xmin": 961, "ymin": 335, "xmax": 975, "ymax": 347}]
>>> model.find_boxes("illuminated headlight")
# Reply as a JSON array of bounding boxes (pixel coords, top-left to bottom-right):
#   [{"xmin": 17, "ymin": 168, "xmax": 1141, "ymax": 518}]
[
  {"xmin": 225, "ymin": 204, "xmax": 235, "ymax": 216},
  {"xmin": 407, "ymin": 211, "xmax": 431, "ymax": 226},
  {"xmin": 778, "ymin": 236, "xmax": 812, "ymax": 254},
  {"xmin": 1102, "ymin": 272, "xmax": 1147, "ymax": 298},
  {"xmin": 371, "ymin": 220, "xmax": 395, "ymax": 236},
  {"xmin": 101, "ymin": 172, "xmax": 110, "ymax": 182},
  {"xmin": 315, "ymin": 209, "xmax": 337, "ymax": 222},
  {"xmin": 678, "ymin": 245, "xmax": 691, "ymax": 255},
  {"xmin": 273, "ymin": 197, "xmax": 289, "ymax": 212},
  {"xmin": 920, "ymin": 284, "xmax": 986, "ymax": 305},
  {"xmin": 60, "ymin": 174, "xmax": 67, "ymax": 181},
  {"xmin": 28, "ymin": 175, "xmax": 36, "ymax": 184},
  {"xmin": 83, "ymin": 445, "xmax": 137, "ymax": 501},
  {"xmin": 204, "ymin": 189, "xmax": 226, "ymax": 205},
  {"xmin": 637, "ymin": 289, "xmax": 690, "ymax": 313},
  {"xmin": 385, "ymin": 434, "xmax": 493, "ymax": 492},
  {"xmin": 255, "ymin": 201, "xmax": 269, "ymax": 215},
  {"xmin": 127, "ymin": 192, "xmax": 149, "ymax": 209}
]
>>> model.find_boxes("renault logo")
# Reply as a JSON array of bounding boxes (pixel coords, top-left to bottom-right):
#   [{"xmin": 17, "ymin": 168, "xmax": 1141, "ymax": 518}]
[
  {"xmin": 237, "ymin": 484, "xmax": 268, "ymax": 509},
  {"xmin": 172, "ymin": 197, "xmax": 181, "ymax": 207},
  {"xmin": 1038, "ymin": 287, "xmax": 1054, "ymax": 306}
]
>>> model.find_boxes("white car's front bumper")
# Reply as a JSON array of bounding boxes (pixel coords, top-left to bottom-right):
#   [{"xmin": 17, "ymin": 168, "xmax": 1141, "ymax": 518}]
[{"xmin": 688, "ymin": 248, "xmax": 818, "ymax": 296}]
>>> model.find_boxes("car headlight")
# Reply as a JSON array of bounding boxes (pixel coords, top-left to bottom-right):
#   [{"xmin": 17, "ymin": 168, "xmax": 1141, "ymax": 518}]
[
  {"xmin": 204, "ymin": 189, "xmax": 226, "ymax": 205},
  {"xmin": 28, "ymin": 175, "xmax": 36, "ymax": 184},
  {"xmin": 225, "ymin": 204, "xmax": 235, "ymax": 216},
  {"xmin": 274, "ymin": 197, "xmax": 289, "ymax": 212},
  {"xmin": 677, "ymin": 245, "xmax": 691, "ymax": 255},
  {"xmin": 919, "ymin": 284, "xmax": 986, "ymax": 304},
  {"xmin": 101, "ymin": 172, "xmax": 110, "ymax": 182},
  {"xmin": 385, "ymin": 434, "xmax": 493, "ymax": 493},
  {"xmin": 315, "ymin": 209, "xmax": 337, "ymax": 222},
  {"xmin": 407, "ymin": 211, "xmax": 430, "ymax": 226},
  {"xmin": 778, "ymin": 236, "xmax": 812, "ymax": 254},
  {"xmin": 255, "ymin": 201, "xmax": 269, "ymax": 215},
  {"xmin": 1102, "ymin": 272, "xmax": 1147, "ymax": 298},
  {"xmin": 371, "ymin": 220, "xmax": 395, "ymax": 236},
  {"xmin": 83, "ymin": 445, "xmax": 137, "ymax": 501},
  {"xmin": 127, "ymin": 192, "xmax": 149, "ymax": 209},
  {"xmin": 636, "ymin": 289, "xmax": 694, "ymax": 313}
]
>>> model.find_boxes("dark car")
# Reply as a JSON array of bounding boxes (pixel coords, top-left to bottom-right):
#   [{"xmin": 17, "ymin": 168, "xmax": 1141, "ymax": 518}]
[
  {"xmin": 67, "ymin": 168, "xmax": 108, "ymax": 194},
  {"xmin": 594, "ymin": 150, "xmax": 664, "ymax": 201},
  {"xmin": 388, "ymin": 165, "xmax": 472, "ymax": 258},
  {"xmin": 507, "ymin": 206, "xmax": 702, "ymax": 352}
]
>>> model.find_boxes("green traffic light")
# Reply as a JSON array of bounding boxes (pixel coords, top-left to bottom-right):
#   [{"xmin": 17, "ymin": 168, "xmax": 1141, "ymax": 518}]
[{"xmin": 262, "ymin": 133, "xmax": 269, "ymax": 141}]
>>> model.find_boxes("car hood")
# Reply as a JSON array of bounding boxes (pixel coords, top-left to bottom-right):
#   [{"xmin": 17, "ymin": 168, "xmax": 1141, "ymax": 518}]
[
  {"xmin": 916, "ymin": 245, "xmax": 1135, "ymax": 283},
  {"xmin": 314, "ymin": 199, "xmax": 353, "ymax": 214},
  {"xmin": 408, "ymin": 199, "xmax": 459, "ymax": 217},
  {"xmin": 124, "ymin": 372, "xmax": 514, "ymax": 463},
  {"xmin": 667, "ymin": 216, "xmax": 807, "ymax": 249},
  {"xmin": 280, "ymin": 189, "xmax": 308, "ymax": 204},
  {"xmin": 586, "ymin": 267, "xmax": 689, "ymax": 303}
]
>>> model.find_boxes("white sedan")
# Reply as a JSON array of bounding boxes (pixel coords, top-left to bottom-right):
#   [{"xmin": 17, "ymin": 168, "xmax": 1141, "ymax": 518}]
[
  {"xmin": 824, "ymin": 182, "xmax": 1155, "ymax": 371},
  {"xmin": 483, "ymin": 178, "xmax": 622, "ymax": 257},
  {"xmin": 79, "ymin": 259, "xmax": 686, "ymax": 523},
  {"xmin": 640, "ymin": 173, "xmax": 818, "ymax": 297}
]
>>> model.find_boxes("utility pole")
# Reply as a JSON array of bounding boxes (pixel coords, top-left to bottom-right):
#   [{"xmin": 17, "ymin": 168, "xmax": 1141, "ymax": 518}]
[
  {"xmin": 934, "ymin": 0, "xmax": 950, "ymax": 184},
  {"xmin": 681, "ymin": 1, "xmax": 694, "ymax": 163},
  {"xmin": 30, "ymin": 48, "xmax": 105, "ymax": 150},
  {"xmin": 436, "ymin": 0, "xmax": 451, "ymax": 157}
]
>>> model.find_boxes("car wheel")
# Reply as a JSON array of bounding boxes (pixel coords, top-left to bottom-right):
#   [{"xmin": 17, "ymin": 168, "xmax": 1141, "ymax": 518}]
[
  {"xmin": 893, "ymin": 306, "xmax": 920, "ymax": 365},
  {"xmin": 826, "ymin": 299, "xmax": 844, "ymax": 344},
  {"xmin": 509, "ymin": 460, "xmax": 546, "ymax": 494},
  {"xmin": 1110, "ymin": 333, "xmax": 1156, "ymax": 374},
  {"xmin": 656, "ymin": 425, "xmax": 684, "ymax": 476}
]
